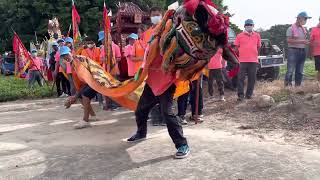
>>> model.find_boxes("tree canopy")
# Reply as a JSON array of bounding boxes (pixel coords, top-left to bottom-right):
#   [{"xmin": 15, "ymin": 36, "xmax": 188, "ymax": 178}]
[
  {"xmin": 0, "ymin": 0, "xmax": 239, "ymax": 53},
  {"xmin": 258, "ymin": 24, "xmax": 291, "ymax": 50}
]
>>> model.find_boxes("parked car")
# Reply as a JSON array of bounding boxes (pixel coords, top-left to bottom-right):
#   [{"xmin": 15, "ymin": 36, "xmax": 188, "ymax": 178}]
[{"xmin": 0, "ymin": 54, "xmax": 15, "ymax": 75}]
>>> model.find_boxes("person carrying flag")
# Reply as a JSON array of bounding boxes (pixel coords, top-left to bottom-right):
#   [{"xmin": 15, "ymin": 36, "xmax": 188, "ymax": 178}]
[
  {"xmin": 98, "ymin": 31, "xmax": 121, "ymax": 110},
  {"xmin": 29, "ymin": 49, "xmax": 44, "ymax": 88}
]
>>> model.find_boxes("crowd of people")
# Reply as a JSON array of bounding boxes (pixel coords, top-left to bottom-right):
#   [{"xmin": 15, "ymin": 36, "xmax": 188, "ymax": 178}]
[{"xmin": 25, "ymin": 7, "xmax": 320, "ymax": 159}]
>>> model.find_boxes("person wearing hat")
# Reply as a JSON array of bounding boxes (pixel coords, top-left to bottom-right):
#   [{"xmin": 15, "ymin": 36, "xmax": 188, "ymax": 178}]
[
  {"xmin": 98, "ymin": 31, "xmax": 121, "ymax": 75},
  {"xmin": 310, "ymin": 17, "xmax": 320, "ymax": 82},
  {"xmin": 28, "ymin": 49, "xmax": 44, "ymax": 88},
  {"xmin": 50, "ymin": 42, "xmax": 68, "ymax": 97},
  {"xmin": 65, "ymin": 37, "xmax": 74, "ymax": 50},
  {"xmin": 80, "ymin": 36, "xmax": 103, "ymax": 107},
  {"xmin": 285, "ymin": 12, "xmax": 311, "ymax": 87},
  {"xmin": 61, "ymin": 46, "xmax": 98, "ymax": 129},
  {"xmin": 234, "ymin": 19, "xmax": 261, "ymax": 101},
  {"xmin": 61, "ymin": 37, "xmax": 76, "ymax": 95},
  {"xmin": 124, "ymin": 33, "xmax": 139, "ymax": 78},
  {"xmin": 132, "ymin": 25, "xmax": 147, "ymax": 71},
  {"xmin": 80, "ymin": 37, "xmax": 101, "ymax": 65},
  {"xmin": 57, "ymin": 39, "xmax": 65, "ymax": 47},
  {"xmin": 49, "ymin": 42, "xmax": 59, "ymax": 72},
  {"xmin": 98, "ymin": 31, "xmax": 122, "ymax": 110}
]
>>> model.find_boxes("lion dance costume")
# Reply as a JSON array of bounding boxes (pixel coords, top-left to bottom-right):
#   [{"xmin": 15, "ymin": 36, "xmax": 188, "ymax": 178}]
[
  {"xmin": 68, "ymin": 0, "xmax": 238, "ymax": 111},
  {"xmin": 65, "ymin": 0, "xmax": 239, "ymax": 159}
]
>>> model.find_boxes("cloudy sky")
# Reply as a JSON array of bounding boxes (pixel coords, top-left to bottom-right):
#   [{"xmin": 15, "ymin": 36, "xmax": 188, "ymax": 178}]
[{"xmin": 224, "ymin": 0, "xmax": 319, "ymax": 30}]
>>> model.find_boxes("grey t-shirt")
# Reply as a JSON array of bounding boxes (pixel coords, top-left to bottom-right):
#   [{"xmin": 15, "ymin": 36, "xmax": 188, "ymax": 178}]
[{"xmin": 286, "ymin": 26, "xmax": 307, "ymax": 49}]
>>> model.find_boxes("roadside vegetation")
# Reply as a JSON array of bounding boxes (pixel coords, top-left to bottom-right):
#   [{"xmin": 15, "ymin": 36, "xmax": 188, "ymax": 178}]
[{"xmin": 0, "ymin": 76, "xmax": 54, "ymax": 102}]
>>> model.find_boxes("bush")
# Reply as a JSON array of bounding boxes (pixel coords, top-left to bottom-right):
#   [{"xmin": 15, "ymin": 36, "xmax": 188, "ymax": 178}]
[{"xmin": 0, "ymin": 76, "xmax": 55, "ymax": 102}]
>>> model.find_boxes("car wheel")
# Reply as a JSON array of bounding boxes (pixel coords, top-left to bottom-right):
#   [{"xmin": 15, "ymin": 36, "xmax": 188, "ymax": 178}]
[{"xmin": 257, "ymin": 67, "xmax": 280, "ymax": 82}]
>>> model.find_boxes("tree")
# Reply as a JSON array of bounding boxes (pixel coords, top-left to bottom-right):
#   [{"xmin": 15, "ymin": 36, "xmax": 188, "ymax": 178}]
[
  {"xmin": 0, "ymin": 0, "xmax": 240, "ymax": 53},
  {"xmin": 0, "ymin": 0, "xmax": 166, "ymax": 52},
  {"xmin": 259, "ymin": 24, "xmax": 291, "ymax": 50}
]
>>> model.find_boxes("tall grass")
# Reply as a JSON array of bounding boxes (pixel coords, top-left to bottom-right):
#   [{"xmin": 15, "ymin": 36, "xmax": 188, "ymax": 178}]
[{"xmin": 0, "ymin": 76, "xmax": 54, "ymax": 102}]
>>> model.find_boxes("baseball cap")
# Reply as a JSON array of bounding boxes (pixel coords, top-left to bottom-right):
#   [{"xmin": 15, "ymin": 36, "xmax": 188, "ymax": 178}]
[
  {"xmin": 65, "ymin": 37, "xmax": 74, "ymax": 44},
  {"xmin": 57, "ymin": 39, "xmax": 65, "ymax": 43},
  {"xmin": 297, "ymin": 12, "xmax": 312, "ymax": 19},
  {"xmin": 60, "ymin": 46, "xmax": 71, "ymax": 56},
  {"xmin": 128, "ymin": 33, "xmax": 138, "ymax": 40},
  {"xmin": 245, "ymin": 19, "xmax": 254, "ymax": 25},
  {"xmin": 98, "ymin": 31, "xmax": 105, "ymax": 42}
]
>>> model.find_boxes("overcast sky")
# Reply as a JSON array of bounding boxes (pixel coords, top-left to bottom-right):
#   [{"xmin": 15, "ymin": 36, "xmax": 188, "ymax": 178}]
[{"xmin": 224, "ymin": 0, "xmax": 319, "ymax": 30}]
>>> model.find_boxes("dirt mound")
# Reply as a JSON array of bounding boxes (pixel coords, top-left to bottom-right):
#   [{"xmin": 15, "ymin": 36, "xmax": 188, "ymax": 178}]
[{"xmin": 202, "ymin": 80, "xmax": 320, "ymax": 147}]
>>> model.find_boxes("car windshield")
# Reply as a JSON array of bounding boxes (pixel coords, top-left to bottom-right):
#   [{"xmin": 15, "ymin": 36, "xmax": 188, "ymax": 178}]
[{"xmin": 4, "ymin": 57, "xmax": 15, "ymax": 63}]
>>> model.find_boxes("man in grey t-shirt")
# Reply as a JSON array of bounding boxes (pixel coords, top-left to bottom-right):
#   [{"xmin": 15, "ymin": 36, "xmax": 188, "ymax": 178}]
[{"xmin": 284, "ymin": 12, "xmax": 311, "ymax": 87}]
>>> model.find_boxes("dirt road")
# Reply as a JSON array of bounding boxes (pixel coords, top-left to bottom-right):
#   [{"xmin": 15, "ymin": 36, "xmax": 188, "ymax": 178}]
[{"xmin": 0, "ymin": 97, "xmax": 320, "ymax": 180}]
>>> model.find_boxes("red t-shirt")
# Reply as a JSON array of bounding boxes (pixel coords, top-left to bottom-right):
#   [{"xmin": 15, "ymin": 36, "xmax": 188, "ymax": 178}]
[
  {"xmin": 124, "ymin": 44, "xmax": 136, "ymax": 77},
  {"xmin": 146, "ymin": 55, "xmax": 176, "ymax": 96},
  {"xmin": 80, "ymin": 48, "xmax": 101, "ymax": 64},
  {"xmin": 208, "ymin": 49, "xmax": 223, "ymax": 69},
  {"xmin": 235, "ymin": 32, "xmax": 261, "ymax": 63},
  {"xmin": 311, "ymin": 27, "xmax": 320, "ymax": 56},
  {"xmin": 29, "ymin": 57, "xmax": 43, "ymax": 71}
]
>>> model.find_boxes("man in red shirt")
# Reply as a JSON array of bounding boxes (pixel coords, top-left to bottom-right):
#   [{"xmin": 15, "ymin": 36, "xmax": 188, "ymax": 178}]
[
  {"xmin": 80, "ymin": 37, "xmax": 101, "ymax": 65},
  {"xmin": 144, "ymin": 7, "xmax": 162, "ymax": 44},
  {"xmin": 310, "ymin": 17, "xmax": 320, "ymax": 82},
  {"xmin": 143, "ymin": 7, "xmax": 166, "ymax": 126},
  {"xmin": 98, "ymin": 31, "xmax": 122, "ymax": 110},
  {"xmin": 28, "ymin": 49, "xmax": 44, "ymax": 88},
  {"xmin": 234, "ymin": 19, "xmax": 261, "ymax": 101},
  {"xmin": 127, "ymin": 7, "xmax": 189, "ymax": 159}
]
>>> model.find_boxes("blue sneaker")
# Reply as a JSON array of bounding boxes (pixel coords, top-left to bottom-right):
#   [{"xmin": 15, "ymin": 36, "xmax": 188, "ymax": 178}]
[{"xmin": 175, "ymin": 145, "xmax": 190, "ymax": 159}]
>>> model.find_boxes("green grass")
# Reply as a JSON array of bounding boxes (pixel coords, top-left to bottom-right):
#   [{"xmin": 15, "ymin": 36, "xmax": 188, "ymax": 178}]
[
  {"xmin": 0, "ymin": 76, "xmax": 55, "ymax": 102},
  {"xmin": 280, "ymin": 59, "xmax": 317, "ymax": 78}
]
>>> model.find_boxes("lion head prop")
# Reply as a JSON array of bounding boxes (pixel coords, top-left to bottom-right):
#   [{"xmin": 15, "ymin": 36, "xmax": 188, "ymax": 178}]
[{"xmin": 158, "ymin": 0, "xmax": 237, "ymax": 80}]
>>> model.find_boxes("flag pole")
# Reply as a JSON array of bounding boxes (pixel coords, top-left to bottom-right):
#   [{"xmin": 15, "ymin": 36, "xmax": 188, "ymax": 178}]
[
  {"xmin": 194, "ymin": 76, "xmax": 201, "ymax": 124},
  {"xmin": 67, "ymin": 24, "xmax": 71, "ymax": 37}
]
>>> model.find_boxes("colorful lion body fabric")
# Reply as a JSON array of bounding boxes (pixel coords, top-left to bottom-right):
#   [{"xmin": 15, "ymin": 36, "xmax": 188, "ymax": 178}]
[{"xmin": 70, "ymin": 0, "xmax": 237, "ymax": 111}]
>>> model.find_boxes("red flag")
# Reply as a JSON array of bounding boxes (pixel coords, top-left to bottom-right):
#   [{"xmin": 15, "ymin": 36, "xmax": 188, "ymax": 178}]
[
  {"xmin": 103, "ymin": 2, "xmax": 115, "ymax": 73},
  {"xmin": 13, "ymin": 35, "xmax": 19, "ymax": 53},
  {"xmin": 72, "ymin": 0, "xmax": 81, "ymax": 44},
  {"xmin": 12, "ymin": 32, "xmax": 34, "ymax": 77},
  {"xmin": 13, "ymin": 32, "xmax": 33, "ymax": 62},
  {"xmin": 103, "ymin": 2, "xmax": 111, "ymax": 33}
]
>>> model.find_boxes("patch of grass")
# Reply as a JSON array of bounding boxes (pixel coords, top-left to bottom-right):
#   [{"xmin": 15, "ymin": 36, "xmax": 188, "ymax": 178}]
[
  {"xmin": 280, "ymin": 59, "xmax": 317, "ymax": 78},
  {"xmin": 0, "ymin": 76, "xmax": 55, "ymax": 102}
]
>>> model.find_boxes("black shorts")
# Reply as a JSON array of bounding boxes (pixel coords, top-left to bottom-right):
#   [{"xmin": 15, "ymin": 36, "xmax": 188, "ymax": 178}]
[
  {"xmin": 82, "ymin": 87, "xmax": 97, "ymax": 100},
  {"xmin": 315, "ymin": 56, "xmax": 320, "ymax": 71}
]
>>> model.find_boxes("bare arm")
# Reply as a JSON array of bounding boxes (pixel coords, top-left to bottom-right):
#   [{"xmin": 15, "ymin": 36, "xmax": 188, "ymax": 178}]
[{"xmin": 287, "ymin": 37, "xmax": 309, "ymax": 45}]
